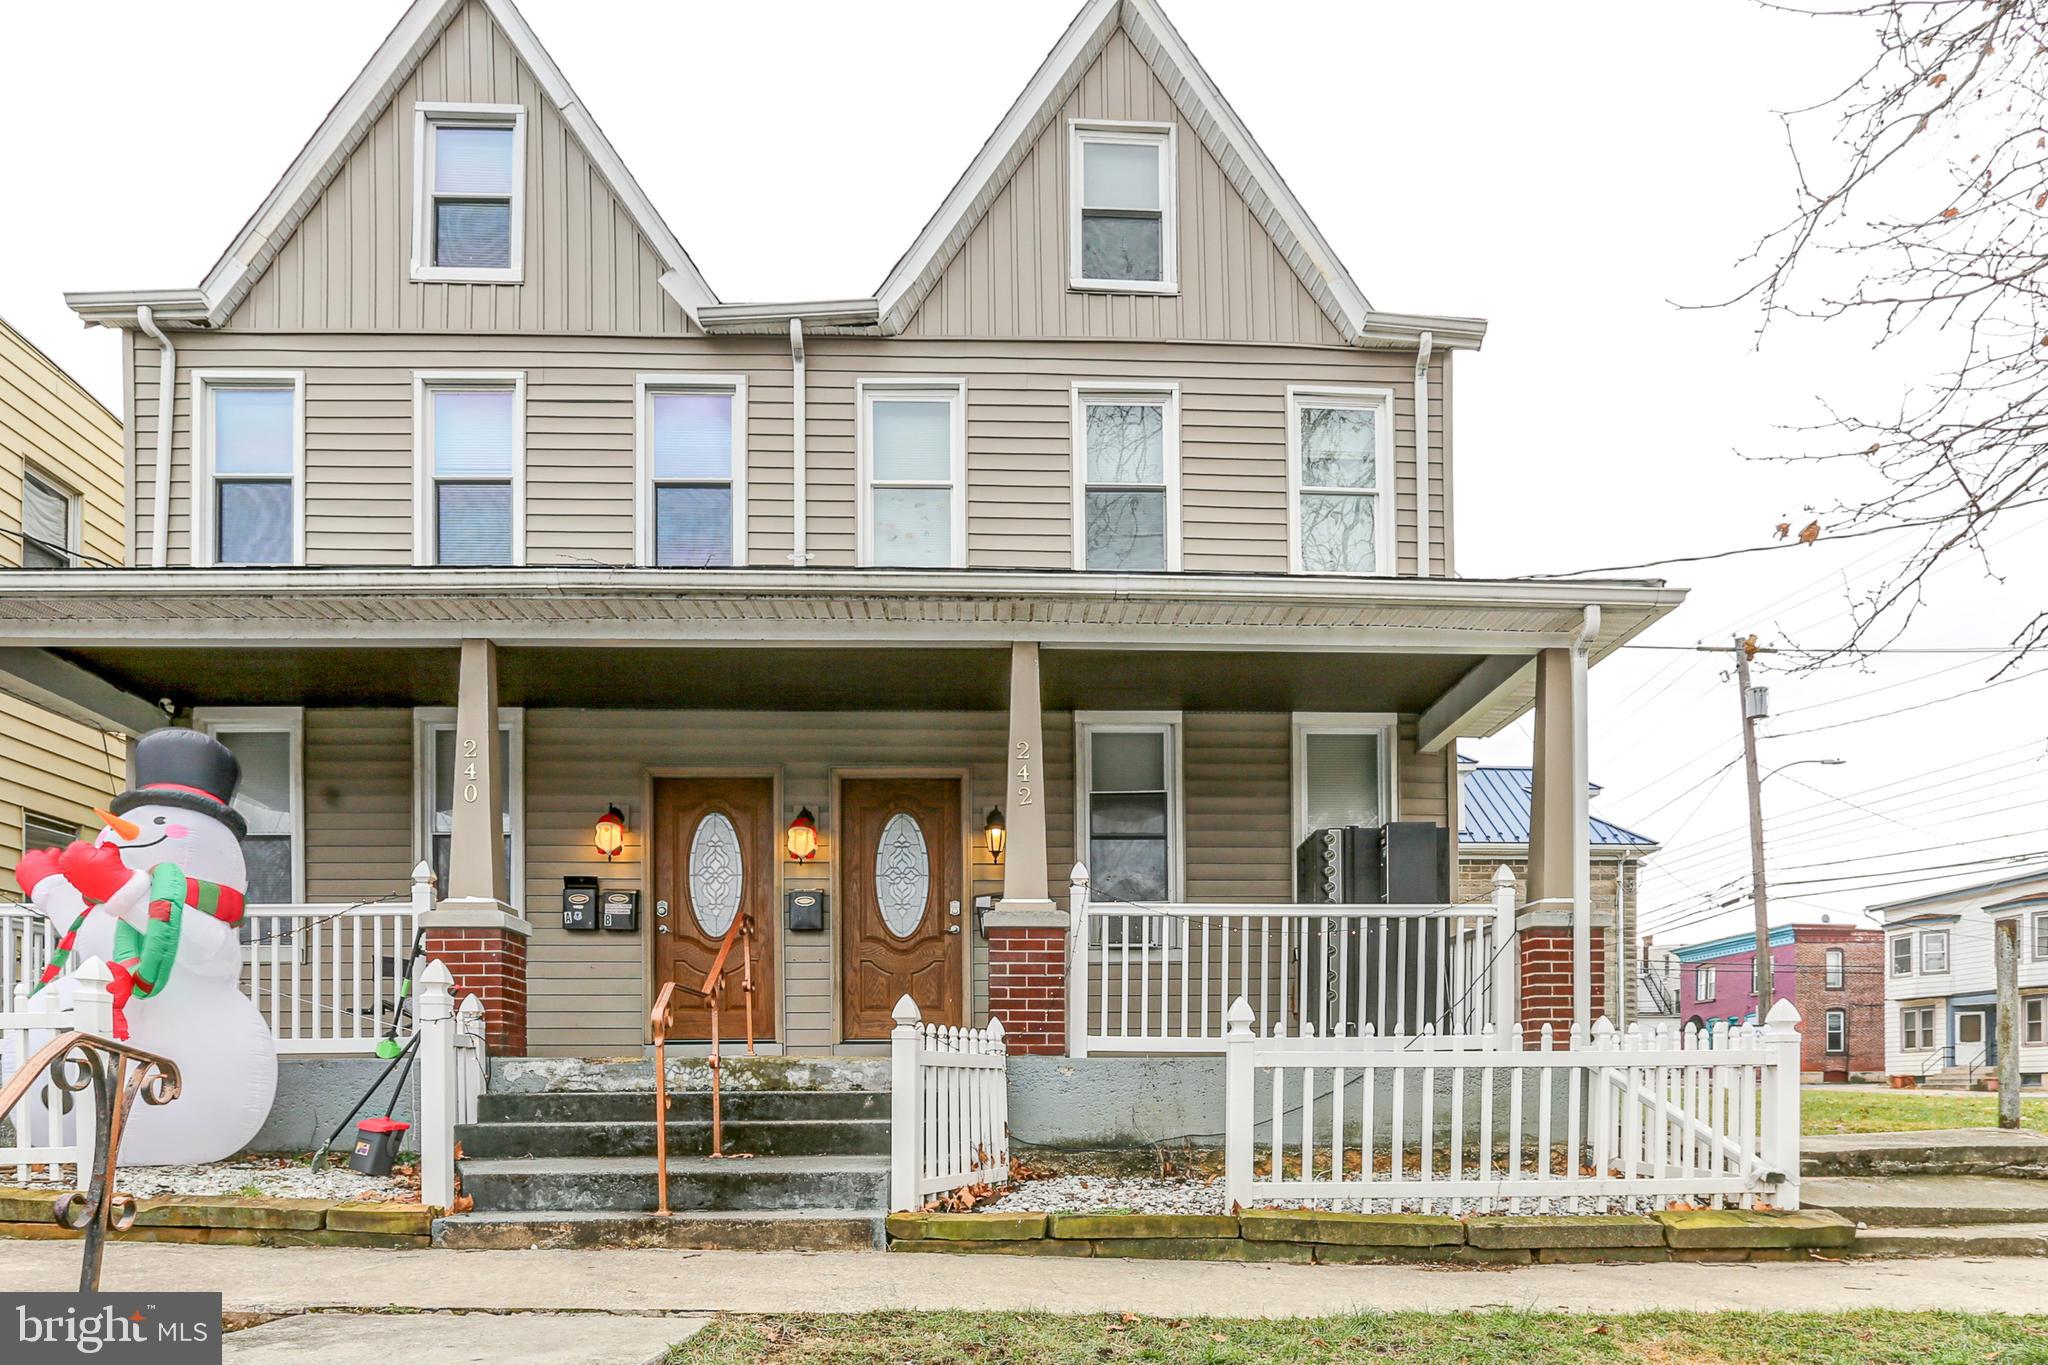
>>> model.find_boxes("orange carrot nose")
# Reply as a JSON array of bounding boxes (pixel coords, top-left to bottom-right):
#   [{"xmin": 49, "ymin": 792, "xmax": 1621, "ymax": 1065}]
[{"xmin": 94, "ymin": 809, "xmax": 141, "ymax": 842}]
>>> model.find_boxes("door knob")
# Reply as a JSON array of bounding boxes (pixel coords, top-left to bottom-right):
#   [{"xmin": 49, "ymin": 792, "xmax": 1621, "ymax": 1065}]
[
  {"xmin": 947, "ymin": 925, "xmax": 961, "ymax": 935},
  {"xmin": 657, "ymin": 924, "xmax": 670, "ymax": 935}
]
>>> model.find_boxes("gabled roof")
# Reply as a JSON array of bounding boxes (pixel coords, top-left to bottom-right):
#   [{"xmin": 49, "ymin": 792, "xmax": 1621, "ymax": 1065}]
[
  {"xmin": 67, "ymin": 0, "xmax": 717, "ymax": 330},
  {"xmin": 869, "ymin": 0, "xmax": 1479, "ymax": 348},
  {"xmin": 1869, "ymin": 869, "xmax": 2048, "ymax": 917},
  {"xmin": 1458, "ymin": 765, "xmax": 1658, "ymax": 851}
]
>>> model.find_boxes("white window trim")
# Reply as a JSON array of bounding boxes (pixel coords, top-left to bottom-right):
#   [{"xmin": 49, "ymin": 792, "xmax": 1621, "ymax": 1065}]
[
  {"xmin": 855, "ymin": 378, "xmax": 968, "ymax": 569},
  {"xmin": 1921, "ymin": 929, "xmax": 1950, "ymax": 975},
  {"xmin": 1696, "ymin": 965, "xmax": 1715, "ymax": 1003},
  {"xmin": 2033, "ymin": 911, "xmax": 2048, "ymax": 962},
  {"xmin": 1068, "ymin": 119, "xmax": 1178, "ymax": 294},
  {"xmin": 412, "ymin": 371, "xmax": 527, "ymax": 567},
  {"xmin": 411, "ymin": 706, "xmax": 526, "ymax": 899},
  {"xmin": 1285, "ymin": 385, "xmax": 1396, "ymax": 577},
  {"xmin": 22, "ymin": 464, "xmax": 82, "ymax": 568},
  {"xmin": 2026, "ymin": 995, "xmax": 2045, "ymax": 1046},
  {"xmin": 633, "ymin": 373, "xmax": 748, "ymax": 568},
  {"xmin": 410, "ymin": 102, "xmax": 527, "ymax": 284},
  {"xmin": 1824, "ymin": 946, "xmax": 1846, "ymax": 991},
  {"xmin": 193, "ymin": 706, "xmax": 306, "ymax": 906},
  {"xmin": 1890, "ymin": 932, "xmax": 1913, "ymax": 976},
  {"xmin": 1068, "ymin": 381, "xmax": 1181, "ymax": 572},
  {"xmin": 1074, "ymin": 710, "xmax": 1186, "ymax": 905},
  {"xmin": 191, "ymin": 370, "xmax": 306, "ymax": 568},
  {"xmin": 1902, "ymin": 1005, "xmax": 1935, "ymax": 1052},
  {"xmin": 1825, "ymin": 1008, "xmax": 1846, "ymax": 1054},
  {"xmin": 22, "ymin": 811, "xmax": 79, "ymax": 851},
  {"xmin": 1288, "ymin": 712, "xmax": 1399, "ymax": 847}
]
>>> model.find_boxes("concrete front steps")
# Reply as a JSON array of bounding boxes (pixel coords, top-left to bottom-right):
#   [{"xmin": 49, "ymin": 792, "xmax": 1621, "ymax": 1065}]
[
  {"xmin": 434, "ymin": 1056, "xmax": 892, "ymax": 1251},
  {"xmin": 1803, "ymin": 1127, "xmax": 2048, "ymax": 1180},
  {"xmin": 1804, "ymin": 1175, "xmax": 2048, "ymax": 1228}
]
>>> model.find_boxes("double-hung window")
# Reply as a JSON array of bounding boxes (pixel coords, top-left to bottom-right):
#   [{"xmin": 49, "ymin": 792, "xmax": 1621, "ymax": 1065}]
[
  {"xmin": 2027, "ymin": 997, "xmax": 2045, "ymax": 1046},
  {"xmin": 1696, "ymin": 965, "xmax": 1716, "ymax": 1003},
  {"xmin": 859, "ymin": 381, "xmax": 964, "ymax": 567},
  {"xmin": 2034, "ymin": 912, "xmax": 2048, "ymax": 961},
  {"xmin": 1072, "ymin": 384, "xmax": 1178, "ymax": 571},
  {"xmin": 416, "ymin": 374, "xmax": 523, "ymax": 566},
  {"xmin": 22, "ymin": 469, "xmax": 78, "ymax": 569},
  {"xmin": 1070, "ymin": 121, "xmax": 1176, "ymax": 291},
  {"xmin": 1824, "ymin": 947, "xmax": 1845, "ymax": 990},
  {"xmin": 195, "ymin": 709, "xmax": 303, "ymax": 908},
  {"xmin": 1921, "ymin": 930, "xmax": 1950, "ymax": 974},
  {"xmin": 23, "ymin": 812, "xmax": 78, "ymax": 852},
  {"xmin": 1076, "ymin": 713, "xmax": 1181, "ymax": 948},
  {"xmin": 1902, "ymin": 1005, "xmax": 1934, "ymax": 1051},
  {"xmin": 637, "ymin": 376, "xmax": 745, "ymax": 567},
  {"xmin": 1291, "ymin": 714, "xmax": 1395, "ymax": 844},
  {"xmin": 1289, "ymin": 388, "xmax": 1390, "ymax": 575},
  {"xmin": 1891, "ymin": 934, "xmax": 1913, "ymax": 976},
  {"xmin": 412, "ymin": 104, "xmax": 525, "ymax": 281},
  {"xmin": 196, "ymin": 373, "xmax": 303, "ymax": 566},
  {"xmin": 1825, "ymin": 1008, "xmax": 1846, "ymax": 1054},
  {"xmin": 415, "ymin": 708, "xmax": 522, "ymax": 898}
]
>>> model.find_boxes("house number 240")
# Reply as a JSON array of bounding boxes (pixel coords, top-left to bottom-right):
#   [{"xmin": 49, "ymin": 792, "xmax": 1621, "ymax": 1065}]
[
  {"xmin": 1014, "ymin": 740, "xmax": 1033, "ymax": 806},
  {"xmin": 461, "ymin": 737, "xmax": 480, "ymax": 804}
]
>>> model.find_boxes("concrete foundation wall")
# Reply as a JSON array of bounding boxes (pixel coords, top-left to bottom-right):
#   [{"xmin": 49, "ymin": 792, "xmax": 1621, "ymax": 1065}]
[{"xmin": 246, "ymin": 1056, "xmax": 422, "ymax": 1156}]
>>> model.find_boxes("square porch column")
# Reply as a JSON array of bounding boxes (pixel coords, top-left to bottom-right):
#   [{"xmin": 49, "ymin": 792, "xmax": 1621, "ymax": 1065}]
[
  {"xmin": 984, "ymin": 641, "xmax": 1068, "ymax": 1055},
  {"xmin": 422, "ymin": 638, "xmax": 531, "ymax": 1053},
  {"xmin": 1521, "ymin": 638, "xmax": 1600, "ymax": 1035}
]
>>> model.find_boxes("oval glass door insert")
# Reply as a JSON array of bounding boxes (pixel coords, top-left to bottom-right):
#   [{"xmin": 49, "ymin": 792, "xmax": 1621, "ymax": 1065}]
[
  {"xmin": 688, "ymin": 812, "xmax": 743, "ymax": 937},
  {"xmin": 874, "ymin": 812, "xmax": 931, "ymax": 938}
]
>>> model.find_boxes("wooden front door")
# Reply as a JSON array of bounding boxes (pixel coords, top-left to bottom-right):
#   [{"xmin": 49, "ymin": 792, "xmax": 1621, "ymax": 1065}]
[
  {"xmin": 651, "ymin": 776, "xmax": 777, "ymax": 1041},
  {"xmin": 839, "ymin": 777, "xmax": 964, "ymax": 1040}
]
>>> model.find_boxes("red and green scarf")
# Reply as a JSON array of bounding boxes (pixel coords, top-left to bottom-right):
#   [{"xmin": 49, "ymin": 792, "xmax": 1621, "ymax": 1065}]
[{"xmin": 33, "ymin": 863, "xmax": 246, "ymax": 1039}]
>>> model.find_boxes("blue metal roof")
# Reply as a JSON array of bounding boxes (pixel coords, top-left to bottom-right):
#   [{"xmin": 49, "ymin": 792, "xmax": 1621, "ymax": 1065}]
[{"xmin": 1458, "ymin": 766, "xmax": 1657, "ymax": 849}]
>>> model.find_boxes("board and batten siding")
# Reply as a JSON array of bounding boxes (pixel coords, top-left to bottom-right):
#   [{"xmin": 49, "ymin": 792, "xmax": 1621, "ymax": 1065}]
[
  {"xmin": 0, "ymin": 318, "xmax": 126, "ymax": 864},
  {"xmin": 296, "ymin": 705, "xmax": 1446, "ymax": 1055},
  {"xmin": 136, "ymin": 331, "xmax": 1441, "ymax": 574}
]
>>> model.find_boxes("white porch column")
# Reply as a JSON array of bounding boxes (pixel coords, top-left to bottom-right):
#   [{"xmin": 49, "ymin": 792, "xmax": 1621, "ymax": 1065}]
[
  {"xmin": 444, "ymin": 638, "xmax": 508, "ymax": 910},
  {"xmin": 986, "ymin": 642, "xmax": 1067, "ymax": 1055},
  {"xmin": 1524, "ymin": 625, "xmax": 1595, "ymax": 1033},
  {"xmin": 996, "ymin": 642, "xmax": 1051, "ymax": 912}
]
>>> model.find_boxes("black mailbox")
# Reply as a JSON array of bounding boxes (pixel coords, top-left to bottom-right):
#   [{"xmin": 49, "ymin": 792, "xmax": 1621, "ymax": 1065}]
[
  {"xmin": 601, "ymin": 889, "xmax": 640, "ymax": 932},
  {"xmin": 562, "ymin": 876, "xmax": 600, "ymax": 932},
  {"xmin": 786, "ymin": 889, "xmax": 827, "ymax": 932}
]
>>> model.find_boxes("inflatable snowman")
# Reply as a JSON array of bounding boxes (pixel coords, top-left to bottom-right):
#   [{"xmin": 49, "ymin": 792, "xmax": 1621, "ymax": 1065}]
[{"xmin": 11, "ymin": 729, "xmax": 277, "ymax": 1164}]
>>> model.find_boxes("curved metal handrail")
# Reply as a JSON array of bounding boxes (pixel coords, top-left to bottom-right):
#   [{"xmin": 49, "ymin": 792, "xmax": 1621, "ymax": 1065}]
[
  {"xmin": 0, "ymin": 1029, "xmax": 180, "ymax": 1291},
  {"xmin": 650, "ymin": 913, "xmax": 756, "ymax": 1216}
]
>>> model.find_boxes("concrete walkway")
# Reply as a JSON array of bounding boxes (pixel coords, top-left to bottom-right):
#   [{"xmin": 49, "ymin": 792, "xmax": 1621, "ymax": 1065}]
[
  {"xmin": 4, "ymin": 1241, "xmax": 2048, "ymax": 1317},
  {"xmin": 226, "ymin": 1312, "xmax": 707, "ymax": 1364}
]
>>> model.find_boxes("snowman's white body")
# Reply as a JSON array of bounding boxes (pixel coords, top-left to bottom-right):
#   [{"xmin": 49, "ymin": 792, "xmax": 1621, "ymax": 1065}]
[{"xmin": 9, "ymin": 802, "xmax": 277, "ymax": 1164}]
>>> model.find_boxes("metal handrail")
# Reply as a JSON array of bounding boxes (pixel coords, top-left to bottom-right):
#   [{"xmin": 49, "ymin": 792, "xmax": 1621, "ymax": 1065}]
[
  {"xmin": 0, "ymin": 1030, "xmax": 180, "ymax": 1291},
  {"xmin": 650, "ymin": 912, "xmax": 757, "ymax": 1217}
]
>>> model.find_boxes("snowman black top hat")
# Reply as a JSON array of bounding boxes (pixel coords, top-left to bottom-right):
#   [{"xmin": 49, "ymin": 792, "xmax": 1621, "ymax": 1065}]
[{"xmin": 109, "ymin": 728, "xmax": 247, "ymax": 840}]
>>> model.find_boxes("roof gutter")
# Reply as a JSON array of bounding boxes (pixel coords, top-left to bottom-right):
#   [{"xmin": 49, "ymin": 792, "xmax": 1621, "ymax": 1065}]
[
  {"xmin": 1413, "ymin": 329, "xmax": 1433, "ymax": 576},
  {"xmin": 133, "ymin": 306, "xmax": 176, "ymax": 569},
  {"xmin": 788, "ymin": 319, "xmax": 810, "ymax": 565},
  {"xmin": 699, "ymin": 299, "xmax": 880, "ymax": 334}
]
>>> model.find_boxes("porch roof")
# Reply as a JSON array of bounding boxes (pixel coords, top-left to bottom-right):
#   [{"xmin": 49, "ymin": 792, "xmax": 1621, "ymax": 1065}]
[{"xmin": 0, "ymin": 566, "xmax": 1682, "ymax": 734}]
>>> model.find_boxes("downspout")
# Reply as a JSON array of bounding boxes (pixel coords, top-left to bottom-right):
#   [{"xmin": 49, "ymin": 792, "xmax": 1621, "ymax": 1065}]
[
  {"xmin": 1571, "ymin": 604, "xmax": 1601, "ymax": 1030},
  {"xmin": 788, "ymin": 318, "xmax": 810, "ymax": 565},
  {"xmin": 135, "ymin": 306, "xmax": 176, "ymax": 569},
  {"xmin": 1413, "ymin": 330, "xmax": 1433, "ymax": 576}
]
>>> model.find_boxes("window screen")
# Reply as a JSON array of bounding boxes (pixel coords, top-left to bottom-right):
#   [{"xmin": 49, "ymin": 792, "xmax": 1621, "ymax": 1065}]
[
  {"xmin": 1080, "ymin": 400, "xmax": 1167, "ymax": 570},
  {"xmin": 1079, "ymin": 138, "xmax": 1163, "ymax": 282},
  {"xmin": 429, "ymin": 386, "xmax": 516, "ymax": 565},
  {"xmin": 22, "ymin": 471, "xmax": 74, "ymax": 569},
  {"xmin": 648, "ymin": 390, "xmax": 735, "ymax": 566},
  {"xmin": 1302, "ymin": 731, "xmax": 1383, "ymax": 833},
  {"xmin": 868, "ymin": 395, "xmax": 956, "ymax": 566},
  {"xmin": 431, "ymin": 124, "xmax": 515, "ymax": 269},
  {"xmin": 210, "ymin": 386, "xmax": 295, "ymax": 564}
]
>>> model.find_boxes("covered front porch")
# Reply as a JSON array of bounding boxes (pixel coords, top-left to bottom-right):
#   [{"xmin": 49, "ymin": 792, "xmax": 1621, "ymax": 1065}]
[{"xmin": 0, "ymin": 567, "xmax": 1682, "ymax": 1064}]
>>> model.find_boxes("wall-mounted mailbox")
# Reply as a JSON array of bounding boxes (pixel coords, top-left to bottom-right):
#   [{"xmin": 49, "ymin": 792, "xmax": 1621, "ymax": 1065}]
[
  {"xmin": 786, "ymin": 889, "xmax": 827, "ymax": 932},
  {"xmin": 562, "ymin": 876, "xmax": 600, "ymax": 932},
  {"xmin": 601, "ymin": 889, "xmax": 640, "ymax": 933}
]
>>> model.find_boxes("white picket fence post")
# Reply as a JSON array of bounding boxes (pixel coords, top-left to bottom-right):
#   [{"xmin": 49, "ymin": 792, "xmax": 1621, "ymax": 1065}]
[
  {"xmin": 889, "ymin": 994, "xmax": 921, "ymax": 1213},
  {"xmin": 1223, "ymin": 996, "xmax": 1256, "ymax": 1210},
  {"xmin": 1760, "ymin": 998, "xmax": 1803, "ymax": 1209},
  {"xmin": 1490, "ymin": 866, "xmax": 1519, "ymax": 1045},
  {"xmin": 416, "ymin": 960, "xmax": 456, "ymax": 1210},
  {"xmin": 69, "ymin": 958, "xmax": 113, "ymax": 1182},
  {"xmin": 455, "ymin": 993, "xmax": 486, "ymax": 1129},
  {"xmin": 410, "ymin": 861, "xmax": 438, "ymax": 919},
  {"xmin": 1066, "ymin": 863, "xmax": 1090, "ymax": 1059}
]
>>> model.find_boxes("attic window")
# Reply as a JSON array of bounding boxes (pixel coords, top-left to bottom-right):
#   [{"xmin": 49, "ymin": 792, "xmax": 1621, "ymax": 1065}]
[
  {"xmin": 1070, "ymin": 121, "xmax": 1176, "ymax": 293},
  {"xmin": 412, "ymin": 104, "xmax": 525, "ymax": 283}
]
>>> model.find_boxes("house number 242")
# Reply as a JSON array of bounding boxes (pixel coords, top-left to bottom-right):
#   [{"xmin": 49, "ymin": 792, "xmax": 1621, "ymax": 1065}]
[{"xmin": 1014, "ymin": 740, "xmax": 1033, "ymax": 806}]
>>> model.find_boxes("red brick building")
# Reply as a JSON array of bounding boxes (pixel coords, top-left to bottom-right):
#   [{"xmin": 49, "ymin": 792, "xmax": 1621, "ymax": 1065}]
[{"xmin": 1674, "ymin": 923, "xmax": 1884, "ymax": 1081}]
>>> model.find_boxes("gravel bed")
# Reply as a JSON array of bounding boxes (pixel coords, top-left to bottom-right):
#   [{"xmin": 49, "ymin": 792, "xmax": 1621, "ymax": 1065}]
[
  {"xmin": 16, "ymin": 1154, "xmax": 418, "ymax": 1203},
  {"xmin": 985, "ymin": 1174, "xmax": 1686, "ymax": 1218}
]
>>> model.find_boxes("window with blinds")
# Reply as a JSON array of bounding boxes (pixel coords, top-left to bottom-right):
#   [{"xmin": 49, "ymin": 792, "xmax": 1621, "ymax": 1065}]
[
  {"xmin": 205, "ymin": 384, "xmax": 298, "ymax": 564},
  {"xmin": 21, "ymin": 469, "xmax": 75, "ymax": 569},
  {"xmin": 413, "ymin": 105, "xmax": 525, "ymax": 282},
  {"xmin": 642, "ymin": 382, "xmax": 742, "ymax": 567},
  {"xmin": 421, "ymin": 379, "xmax": 521, "ymax": 566}
]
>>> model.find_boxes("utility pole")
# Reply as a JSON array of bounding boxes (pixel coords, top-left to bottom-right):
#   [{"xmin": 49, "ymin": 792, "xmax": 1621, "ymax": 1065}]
[{"xmin": 1733, "ymin": 635, "xmax": 1774, "ymax": 1011}]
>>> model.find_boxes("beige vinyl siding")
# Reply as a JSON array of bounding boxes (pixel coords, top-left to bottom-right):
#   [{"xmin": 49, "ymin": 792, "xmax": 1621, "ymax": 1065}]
[
  {"xmin": 902, "ymin": 29, "xmax": 1344, "ymax": 348},
  {"xmin": 225, "ymin": 0, "xmax": 688, "ymax": 337},
  {"xmin": 0, "ymin": 319, "xmax": 127, "ymax": 864},
  {"xmin": 303, "ymin": 710, "xmax": 417, "ymax": 903}
]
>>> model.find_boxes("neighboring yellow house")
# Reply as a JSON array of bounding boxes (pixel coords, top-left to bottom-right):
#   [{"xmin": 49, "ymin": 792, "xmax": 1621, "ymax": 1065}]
[{"xmin": 0, "ymin": 316, "xmax": 125, "ymax": 866}]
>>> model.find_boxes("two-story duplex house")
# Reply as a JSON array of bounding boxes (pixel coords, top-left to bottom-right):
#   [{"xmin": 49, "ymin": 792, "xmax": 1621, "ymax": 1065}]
[
  {"xmin": 17, "ymin": 0, "xmax": 1682, "ymax": 1142},
  {"xmin": 1878, "ymin": 872, "xmax": 2048, "ymax": 1088}
]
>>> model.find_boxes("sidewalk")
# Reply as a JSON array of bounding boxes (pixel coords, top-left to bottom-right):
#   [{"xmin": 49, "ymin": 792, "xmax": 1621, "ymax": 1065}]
[{"xmin": 3, "ymin": 1241, "xmax": 2046, "ymax": 1317}]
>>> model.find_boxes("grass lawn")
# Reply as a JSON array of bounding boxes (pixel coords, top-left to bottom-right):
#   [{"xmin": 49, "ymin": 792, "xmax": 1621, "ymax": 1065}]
[
  {"xmin": 670, "ymin": 1310, "xmax": 2048, "ymax": 1364},
  {"xmin": 1803, "ymin": 1088, "xmax": 2048, "ymax": 1135}
]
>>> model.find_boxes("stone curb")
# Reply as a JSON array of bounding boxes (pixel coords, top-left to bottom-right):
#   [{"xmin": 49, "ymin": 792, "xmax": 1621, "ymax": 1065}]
[{"xmin": 0, "ymin": 1187, "xmax": 435, "ymax": 1248}]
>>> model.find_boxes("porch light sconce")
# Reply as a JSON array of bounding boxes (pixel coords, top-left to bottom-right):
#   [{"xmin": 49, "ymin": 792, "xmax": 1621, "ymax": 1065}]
[
  {"xmin": 985, "ymin": 807, "xmax": 1006, "ymax": 863},
  {"xmin": 594, "ymin": 805, "xmax": 627, "ymax": 861},
  {"xmin": 786, "ymin": 807, "xmax": 819, "ymax": 862}
]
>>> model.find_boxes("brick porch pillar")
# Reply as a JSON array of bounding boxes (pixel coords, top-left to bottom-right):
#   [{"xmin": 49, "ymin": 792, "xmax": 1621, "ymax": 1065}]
[
  {"xmin": 986, "ymin": 924, "xmax": 1067, "ymax": 1055},
  {"xmin": 1517, "ymin": 919, "xmax": 1606, "ymax": 1041},
  {"xmin": 422, "ymin": 917, "xmax": 529, "ymax": 1055}
]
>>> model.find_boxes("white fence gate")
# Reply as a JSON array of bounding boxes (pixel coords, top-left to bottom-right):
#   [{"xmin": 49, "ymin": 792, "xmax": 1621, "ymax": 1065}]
[
  {"xmin": 0, "ymin": 958, "xmax": 114, "ymax": 1187},
  {"xmin": 1225, "ymin": 999, "xmax": 1804, "ymax": 1214},
  {"xmin": 889, "ymin": 995, "xmax": 1010, "ymax": 1212},
  {"xmin": 1, "ymin": 905, "xmax": 56, "ymax": 1007}
]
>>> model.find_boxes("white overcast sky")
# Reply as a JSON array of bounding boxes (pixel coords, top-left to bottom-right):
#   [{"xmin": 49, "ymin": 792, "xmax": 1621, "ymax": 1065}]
[{"xmin": 4, "ymin": 0, "xmax": 2044, "ymax": 947}]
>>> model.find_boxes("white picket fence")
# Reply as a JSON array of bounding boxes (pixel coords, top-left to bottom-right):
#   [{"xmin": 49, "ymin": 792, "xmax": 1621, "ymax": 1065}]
[
  {"xmin": 889, "ymin": 995, "xmax": 1010, "ymax": 1212},
  {"xmin": 1224, "ymin": 998, "xmax": 1805, "ymax": 1214},
  {"xmin": 0, "ymin": 865, "xmax": 434, "ymax": 1057},
  {"xmin": 0, "ymin": 958, "xmax": 114, "ymax": 1186},
  {"xmin": 1069, "ymin": 864, "xmax": 1516, "ymax": 1054},
  {"xmin": 414, "ymin": 960, "xmax": 487, "ymax": 1210}
]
